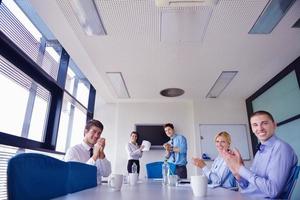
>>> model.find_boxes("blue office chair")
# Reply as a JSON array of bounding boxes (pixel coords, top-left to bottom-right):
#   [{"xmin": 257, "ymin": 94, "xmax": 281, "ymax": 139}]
[
  {"xmin": 7, "ymin": 153, "xmax": 69, "ymax": 200},
  {"xmin": 146, "ymin": 161, "xmax": 176, "ymax": 178},
  {"xmin": 7, "ymin": 153, "xmax": 97, "ymax": 200},
  {"xmin": 280, "ymin": 165, "xmax": 300, "ymax": 199}
]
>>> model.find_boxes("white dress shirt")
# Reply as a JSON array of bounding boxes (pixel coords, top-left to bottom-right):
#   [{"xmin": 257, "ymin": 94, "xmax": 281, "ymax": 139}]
[
  {"xmin": 64, "ymin": 141, "xmax": 112, "ymax": 184},
  {"xmin": 125, "ymin": 142, "xmax": 143, "ymax": 160}
]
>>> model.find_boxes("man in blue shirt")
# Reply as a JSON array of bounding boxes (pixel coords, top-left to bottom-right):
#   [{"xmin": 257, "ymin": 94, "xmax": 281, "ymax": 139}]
[
  {"xmin": 222, "ymin": 110, "xmax": 298, "ymax": 198},
  {"xmin": 163, "ymin": 123, "xmax": 188, "ymax": 178}
]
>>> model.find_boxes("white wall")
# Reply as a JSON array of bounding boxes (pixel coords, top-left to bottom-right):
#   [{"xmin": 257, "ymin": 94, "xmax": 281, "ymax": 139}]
[
  {"xmin": 193, "ymin": 98, "xmax": 253, "ymax": 172},
  {"xmin": 94, "ymin": 98, "xmax": 253, "ymax": 179}
]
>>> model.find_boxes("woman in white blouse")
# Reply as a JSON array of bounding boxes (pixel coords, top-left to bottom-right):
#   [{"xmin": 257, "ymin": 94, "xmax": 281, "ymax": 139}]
[
  {"xmin": 125, "ymin": 131, "xmax": 144, "ymax": 174},
  {"xmin": 192, "ymin": 131, "xmax": 236, "ymax": 188}
]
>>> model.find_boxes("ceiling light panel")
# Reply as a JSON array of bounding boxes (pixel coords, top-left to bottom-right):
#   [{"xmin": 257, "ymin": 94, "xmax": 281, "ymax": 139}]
[
  {"xmin": 106, "ymin": 72, "xmax": 130, "ymax": 98},
  {"xmin": 206, "ymin": 71, "xmax": 238, "ymax": 98}
]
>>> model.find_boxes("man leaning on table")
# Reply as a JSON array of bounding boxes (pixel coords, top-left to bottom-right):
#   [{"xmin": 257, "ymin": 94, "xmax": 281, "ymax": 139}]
[
  {"xmin": 64, "ymin": 119, "xmax": 112, "ymax": 184},
  {"xmin": 222, "ymin": 110, "xmax": 298, "ymax": 198}
]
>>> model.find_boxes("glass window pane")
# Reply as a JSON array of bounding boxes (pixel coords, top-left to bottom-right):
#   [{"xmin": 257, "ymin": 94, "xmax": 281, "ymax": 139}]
[
  {"xmin": 66, "ymin": 59, "xmax": 90, "ymax": 108},
  {"xmin": 276, "ymin": 118, "xmax": 300, "ymax": 160},
  {"xmin": 0, "ymin": 61, "xmax": 28, "ymax": 136},
  {"xmin": 252, "ymin": 71, "xmax": 300, "ymax": 122},
  {"xmin": 69, "ymin": 107, "xmax": 86, "ymax": 148},
  {"xmin": 28, "ymin": 95, "xmax": 50, "ymax": 141},
  {"xmin": 56, "ymin": 93, "xmax": 87, "ymax": 152},
  {"xmin": 0, "ymin": 144, "xmax": 18, "ymax": 200},
  {"xmin": 77, "ymin": 80, "xmax": 90, "ymax": 107},
  {"xmin": 0, "ymin": 55, "xmax": 50, "ymax": 142},
  {"xmin": 56, "ymin": 101, "xmax": 71, "ymax": 153},
  {"xmin": 0, "ymin": 0, "xmax": 60, "ymax": 80}
]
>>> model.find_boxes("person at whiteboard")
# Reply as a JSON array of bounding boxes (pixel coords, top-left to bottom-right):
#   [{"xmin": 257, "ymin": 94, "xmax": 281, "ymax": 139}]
[
  {"xmin": 192, "ymin": 131, "xmax": 237, "ymax": 189},
  {"xmin": 163, "ymin": 123, "xmax": 188, "ymax": 179},
  {"xmin": 125, "ymin": 131, "xmax": 144, "ymax": 174},
  {"xmin": 222, "ymin": 110, "xmax": 298, "ymax": 198}
]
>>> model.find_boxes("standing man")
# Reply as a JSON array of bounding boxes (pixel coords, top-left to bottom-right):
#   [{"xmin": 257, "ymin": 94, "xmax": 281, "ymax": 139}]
[
  {"xmin": 64, "ymin": 119, "xmax": 112, "ymax": 184},
  {"xmin": 163, "ymin": 123, "xmax": 188, "ymax": 179},
  {"xmin": 222, "ymin": 110, "xmax": 298, "ymax": 198}
]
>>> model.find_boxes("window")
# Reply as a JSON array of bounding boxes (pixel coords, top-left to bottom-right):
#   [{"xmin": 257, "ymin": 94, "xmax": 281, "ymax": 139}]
[
  {"xmin": 0, "ymin": 0, "xmax": 61, "ymax": 80},
  {"xmin": 246, "ymin": 57, "xmax": 300, "ymax": 155},
  {"xmin": 0, "ymin": 55, "xmax": 50, "ymax": 142},
  {"xmin": 0, "ymin": 1, "xmax": 96, "ymax": 199}
]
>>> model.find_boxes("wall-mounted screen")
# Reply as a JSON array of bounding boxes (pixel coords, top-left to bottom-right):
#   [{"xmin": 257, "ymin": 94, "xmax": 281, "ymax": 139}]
[{"xmin": 135, "ymin": 124, "xmax": 169, "ymax": 149}]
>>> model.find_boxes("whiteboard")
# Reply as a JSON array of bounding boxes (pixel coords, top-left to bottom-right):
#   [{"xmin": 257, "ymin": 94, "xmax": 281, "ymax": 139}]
[{"xmin": 199, "ymin": 124, "xmax": 250, "ymax": 160}]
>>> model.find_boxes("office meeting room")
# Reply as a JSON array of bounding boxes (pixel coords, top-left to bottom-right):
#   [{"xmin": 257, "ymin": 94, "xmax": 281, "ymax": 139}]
[{"xmin": 0, "ymin": 0, "xmax": 300, "ymax": 199}]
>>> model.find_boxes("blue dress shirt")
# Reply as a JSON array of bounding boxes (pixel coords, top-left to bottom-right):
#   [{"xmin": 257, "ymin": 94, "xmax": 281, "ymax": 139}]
[
  {"xmin": 202, "ymin": 156, "xmax": 236, "ymax": 188},
  {"xmin": 238, "ymin": 135, "xmax": 298, "ymax": 198},
  {"xmin": 167, "ymin": 134, "xmax": 187, "ymax": 166}
]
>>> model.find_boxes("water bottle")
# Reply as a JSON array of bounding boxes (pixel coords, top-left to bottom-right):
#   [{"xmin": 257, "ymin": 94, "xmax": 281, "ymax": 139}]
[
  {"xmin": 132, "ymin": 162, "xmax": 138, "ymax": 174},
  {"xmin": 162, "ymin": 160, "xmax": 169, "ymax": 185}
]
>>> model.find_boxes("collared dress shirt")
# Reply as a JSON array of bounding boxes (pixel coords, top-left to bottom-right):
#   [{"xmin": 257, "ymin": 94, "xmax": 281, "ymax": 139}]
[
  {"xmin": 202, "ymin": 156, "xmax": 236, "ymax": 188},
  {"xmin": 125, "ymin": 142, "xmax": 143, "ymax": 160},
  {"xmin": 166, "ymin": 134, "xmax": 187, "ymax": 166},
  {"xmin": 64, "ymin": 141, "xmax": 112, "ymax": 184},
  {"xmin": 238, "ymin": 135, "xmax": 298, "ymax": 198}
]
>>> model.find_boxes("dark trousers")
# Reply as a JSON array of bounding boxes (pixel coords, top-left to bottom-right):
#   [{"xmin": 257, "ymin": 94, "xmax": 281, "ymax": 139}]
[
  {"xmin": 127, "ymin": 159, "xmax": 140, "ymax": 173},
  {"xmin": 175, "ymin": 165, "xmax": 187, "ymax": 179}
]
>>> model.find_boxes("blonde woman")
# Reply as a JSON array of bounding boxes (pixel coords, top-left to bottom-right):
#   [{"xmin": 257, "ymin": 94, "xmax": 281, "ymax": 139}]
[{"xmin": 192, "ymin": 131, "xmax": 236, "ymax": 188}]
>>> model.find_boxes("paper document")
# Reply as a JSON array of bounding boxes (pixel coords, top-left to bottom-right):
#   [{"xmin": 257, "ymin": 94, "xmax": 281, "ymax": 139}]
[{"xmin": 141, "ymin": 140, "xmax": 151, "ymax": 151}]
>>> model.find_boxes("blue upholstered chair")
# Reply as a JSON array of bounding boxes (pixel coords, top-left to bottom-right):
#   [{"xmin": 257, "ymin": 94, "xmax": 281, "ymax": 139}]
[
  {"xmin": 7, "ymin": 153, "xmax": 97, "ymax": 200},
  {"xmin": 280, "ymin": 165, "xmax": 300, "ymax": 199},
  {"xmin": 146, "ymin": 161, "xmax": 176, "ymax": 179},
  {"xmin": 67, "ymin": 161, "xmax": 97, "ymax": 193}
]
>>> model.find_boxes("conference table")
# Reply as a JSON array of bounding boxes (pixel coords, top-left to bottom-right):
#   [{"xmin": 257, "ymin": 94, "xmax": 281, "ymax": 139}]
[{"xmin": 53, "ymin": 180, "xmax": 262, "ymax": 200}]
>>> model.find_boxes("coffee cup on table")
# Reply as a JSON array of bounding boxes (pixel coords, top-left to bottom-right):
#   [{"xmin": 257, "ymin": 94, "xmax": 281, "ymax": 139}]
[
  {"xmin": 129, "ymin": 173, "xmax": 138, "ymax": 185},
  {"xmin": 190, "ymin": 175, "xmax": 208, "ymax": 197},
  {"xmin": 168, "ymin": 175, "xmax": 178, "ymax": 186},
  {"xmin": 108, "ymin": 174, "xmax": 123, "ymax": 190}
]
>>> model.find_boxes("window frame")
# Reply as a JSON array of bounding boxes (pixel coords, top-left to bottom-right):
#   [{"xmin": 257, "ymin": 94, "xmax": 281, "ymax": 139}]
[
  {"xmin": 0, "ymin": 28, "xmax": 95, "ymax": 155},
  {"xmin": 246, "ymin": 56, "xmax": 300, "ymax": 155}
]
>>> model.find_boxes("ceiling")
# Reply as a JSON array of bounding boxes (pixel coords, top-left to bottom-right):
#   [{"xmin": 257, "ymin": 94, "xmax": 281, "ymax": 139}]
[{"xmin": 29, "ymin": 0, "xmax": 300, "ymax": 103}]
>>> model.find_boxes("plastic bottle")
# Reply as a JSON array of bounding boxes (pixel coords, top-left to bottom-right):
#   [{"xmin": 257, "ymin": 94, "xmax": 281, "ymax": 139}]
[
  {"xmin": 132, "ymin": 162, "xmax": 138, "ymax": 174},
  {"xmin": 162, "ymin": 159, "xmax": 169, "ymax": 185}
]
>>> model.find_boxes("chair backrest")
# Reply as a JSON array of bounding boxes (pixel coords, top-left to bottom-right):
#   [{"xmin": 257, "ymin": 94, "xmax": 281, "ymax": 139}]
[
  {"xmin": 67, "ymin": 161, "xmax": 97, "ymax": 193},
  {"xmin": 146, "ymin": 161, "xmax": 176, "ymax": 178},
  {"xmin": 7, "ymin": 153, "xmax": 69, "ymax": 200},
  {"xmin": 7, "ymin": 153, "xmax": 97, "ymax": 200},
  {"xmin": 280, "ymin": 165, "xmax": 300, "ymax": 199}
]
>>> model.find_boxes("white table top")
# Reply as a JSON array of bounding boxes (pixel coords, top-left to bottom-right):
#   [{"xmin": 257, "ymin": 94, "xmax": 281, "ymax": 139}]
[{"xmin": 53, "ymin": 180, "xmax": 260, "ymax": 200}]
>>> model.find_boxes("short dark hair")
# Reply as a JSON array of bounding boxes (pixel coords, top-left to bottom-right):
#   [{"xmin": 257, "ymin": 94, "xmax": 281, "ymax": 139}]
[
  {"xmin": 164, "ymin": 123, "xmax": 174, "ymax": 130},
  {"xmin": 85, "ymin": 119, "xmax": 104, "ymax": 131},
  {"xmin": 131, "ymin": 131, "xmax": 139, "ymax": 141},
  {"xmin": 250, "ymin": 110, "xmax": 274, "ymax": 122}
]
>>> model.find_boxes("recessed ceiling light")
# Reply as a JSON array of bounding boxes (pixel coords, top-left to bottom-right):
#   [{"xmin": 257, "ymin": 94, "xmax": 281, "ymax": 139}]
[
  {"xmin": 249, "ymin": 0, "xmax": 296, "ymax": 34},
  {"xmin": 106, "ymin": 72, "xmax": 130, "ymax": 98},
  {"xmin": 206, "ymin": 71, "xmax": 238, "ymax": 98},
  {"xmin": 69, "ymin": 0, "xmax": 106, "ymax": 36},
  {"xmin": 160, "ymin": 88, "xmax": 184, "ymax": 97}
]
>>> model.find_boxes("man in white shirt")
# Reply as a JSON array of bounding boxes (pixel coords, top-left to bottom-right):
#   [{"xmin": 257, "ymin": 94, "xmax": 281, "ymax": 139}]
[{"xmin": 64, "ymin": 119, "xmax": 112, "ymax": 184}]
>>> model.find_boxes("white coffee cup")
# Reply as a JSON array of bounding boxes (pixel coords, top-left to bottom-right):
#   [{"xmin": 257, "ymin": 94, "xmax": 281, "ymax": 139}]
[
  {"xmin": 108, "ymin": 174, "xmax": 123, "ymax": 190},
  {"xmin": 168, "ymin": 175, "xmax": 178, "ymax": 186},
  {"xmin": 129, "ymin": 173, "xmax": 138, "ymax": 185},
  {"xmin": 191, "ymin": 175, "xmax": 208, "ymax": 197}
]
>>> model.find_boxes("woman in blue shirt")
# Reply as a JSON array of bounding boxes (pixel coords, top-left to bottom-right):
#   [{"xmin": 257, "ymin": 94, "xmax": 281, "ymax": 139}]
[{"xmin": 192, "ymin": 131, "xmax": 236, "ymax": 189}]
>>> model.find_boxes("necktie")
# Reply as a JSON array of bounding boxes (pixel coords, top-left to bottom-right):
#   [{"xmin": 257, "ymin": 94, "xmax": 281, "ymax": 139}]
[
  {"xmin": 89, "ymin": 148, "xmax": 93, "ymax": 158},
  {"xmin": 256, "ymin": 143, "xmax": 261, "ymax": 151},
  {"xmin": 171, "ymin": 138, "xmax": 175, "ymax": 162}
]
